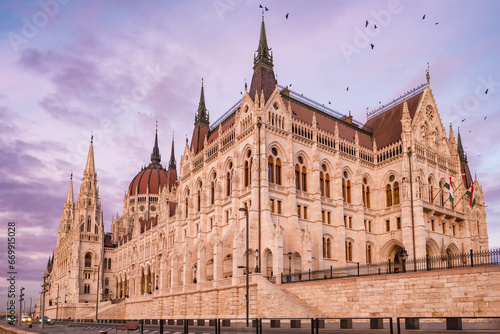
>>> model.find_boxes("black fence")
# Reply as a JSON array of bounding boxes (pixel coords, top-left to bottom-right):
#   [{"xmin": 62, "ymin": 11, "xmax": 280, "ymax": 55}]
[{"xmin": 281, "ymin": 248, "xmax": 500, "ymax": 284}]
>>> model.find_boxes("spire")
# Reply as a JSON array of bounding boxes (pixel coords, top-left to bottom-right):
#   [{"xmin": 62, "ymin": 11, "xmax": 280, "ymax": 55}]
[
  {"xmin": 169, "ymin": 134, "xmax": 176, "ymax": 170},
  {"xmin": 84, "ymin": 135, "xmax": 96, "ymax": 175},
  {"xmin": 150, "ymin": 122, "xmax": 161, "ymax": 166},
  {"xmin": 457, "ymin": 129, "xmax": 467, "ymax": 164},
  {"xmin": 65, "ymin": 173, "xmax": 74, "ymax": 206},
  {"xmin": 254, "ymin": 15, "xmax": 273, "ymax": 71},
  {"xmin": 249, "ymin": 16, "xmax": 277, "ymax": 105},
  {"xmin": 194, "ymin": 79, "xmax": 209, "ymax": 127}
]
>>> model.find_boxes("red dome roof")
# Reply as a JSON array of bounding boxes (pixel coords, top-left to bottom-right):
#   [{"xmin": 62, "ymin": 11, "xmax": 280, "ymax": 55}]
[
  {"xmin": 128, "ymin": 165, "xmax": 169, "ymax": 196},
  {"xmin": 128, "ymin": 129, "xmax": 177, "ymax": 196}
]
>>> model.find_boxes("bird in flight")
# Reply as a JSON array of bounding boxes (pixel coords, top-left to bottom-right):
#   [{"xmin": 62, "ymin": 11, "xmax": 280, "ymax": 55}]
[
  {"xmin": 484, "ymin": 116, "xmax": 487, "ymax": 120},
  {"xmin": 461, "ymin": 119, "xmax": 466, "ymax": 122},
  {"xmin": 374, "ymin": 24, "xmax": 377, "ymax": 29},
  {"xmin": 259, "ymin": 4, "xmax": 263, "ymax": 8},
  {"xmin": 346, "ymin": 87, "xmax": 349, "ymax": 91},
  {"xmin": 371, "ymin": 44, "xmax": 374, "ymax": 49},
  {"xmin": 435, "ymin": 22, "xmax": 439, "ymax": 25},
  {"xmin": 328, "ymin": 101, "xmax": 331, "ymax": 104},
  {"xmin": 485, "ymin": 89, "xmax": 489, "ymax": 94},
  {"xmin": 422, "ymin": 14, "xmax": 426, "ymax": 20},
  {"xmin": 265, "ymin": 6, "xmax": 269, "ymax": 11},
  {"xmin": 286, "ymin": 13, "xmax": 289, "ymax": 19},
  {"xmin": 365, "ymin": 20, "xmax": 369, "ymax": 27}
]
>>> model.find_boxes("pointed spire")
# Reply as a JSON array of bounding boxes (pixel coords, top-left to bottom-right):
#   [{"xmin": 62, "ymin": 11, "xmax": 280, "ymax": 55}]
[
  {"xmin": 457, "ymin": 129, "xmax": 467, "ymax": 164},
  {"xmin": 150, "ymin": 122, "xmax": 161, "ymax": 166},
  {"xmin": 65, "ymin": 173, "xmax": 74, "ymax": 206},
  {"xmin": 194, "ymin": 79, "xmax": 209, "ymax": 127},
  {"xmin": 169, "ymin": 134, "xmax": 176, "ymax": 170},
  {"xmin": 84, "ymin": 135, "xmax": 96, "ymax": 175},
  {"xmin": 449, "ymin": 123, "xmax": 456, "ymax": 145},
  {"xmin": 254, "ymin": 15, "xmax": 273, "ymax": 70}
]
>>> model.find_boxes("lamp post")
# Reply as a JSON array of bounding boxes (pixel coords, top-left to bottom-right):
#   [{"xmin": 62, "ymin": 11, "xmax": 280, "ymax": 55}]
[
  {"xmin": 193, "ymin": 265, "xmax": 197, "ymax": 284},
  {"xmin": 239, "ymin": 207, "xmax": 250, "ymax": 327},
  {"xmin": 288, "ymin": 252, "xmax": 293, "ymax": 283},
  {"xmin": 408, "ymin": 147, "xmax": 417, "ymax": 271},
  {"xmin": 255, "ymin": 249, "xmax": 259, "ymax": 273},
  {"xmin": 399, "ymin": 247, "xmax": 409, "ymax": 273},
  {"xmin": 94, "ymin": 265, "xmax": 99, "ymax": 322}
]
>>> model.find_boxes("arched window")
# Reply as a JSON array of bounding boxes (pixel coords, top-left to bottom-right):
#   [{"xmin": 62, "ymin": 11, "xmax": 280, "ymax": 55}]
[
  {"xmin": 244, "ymin": 160, "xmax": 250, "ymax": 187},
  {"xmin": 105, "ymin": 278, "xmax": 109, "ymax": 286},
  {"xmin": 302, "ymin": 166, "xmax": 307, "ymax": 192},
  {"xmin": 393, "ymin": 181, "xmax": 400, "ymax": 205},
  {"xmin": 439, "ymin": 180, "xmax": 445, "ymax": 206},
  {"xmin": 366, "ymin": 185, "xmax": 370, "ymax": 208},
  {"xmin": 197, "ymin": 189, "xmax": 201, "ymax": 212},
  {"xmin": 80, "ymin": 224, "xmax": 84, "ymax": 232},
  {"xmin": 295, "ymin": 165, "xmax": 300, "ymax": 189},
  {"xmin": 226, "ymin": 171, "xmax": 231, "ymax": 196},
  {"xmin": 268, "ymin": 156, "xmax": 274, "ymax": 183},
  {"xmin": 86, "ymin": 217, "xmax": 91, "ymax": 232},
  {"xmin": 345, "ymin": 241, "xmax": 353, "ymax": 261},
  {"xmin": 366, "ymin": 245, "xmax": 372, "ymax": 264},
  {"xmin": 342, "ymin": 171, "xmax": 351, "ymax": 203},
  {"xmin": 428, "ymin": 177, "xmax": 434, "ymax": 203},
  {"xmin": 325, "ymin": 174, "xmax": 331, "ymax": 198},
  {"xmin": 185, "ymin": 191, "xmax": 189, "ymax": 218},
  {"xmin": 323, "ymin": 237, "xmax": 327, "ymax": 258},
  {"xmin": 320, "ymin": 172, "xmax": 325, "ymax": 196},
  {"xmin": 85, "ymin": 253, "xmax": 92, "ymax": 267},
  {"xmin": 386, "ymin": 184, "xmax": 393, "ymax": 207},
  {"xmin": 108, "ymin": 258, "xmax": 111, "ymax": 270},
  {"xmin": 211, "ymin": 173, "xmax": 216, "ymax": 205},
  {"xmin": 327, "ymin": 238, "xmax": 331, "ymax": 259},
  {"xmin": 94, "ymin": 224, "xmax": 98, "ymax": 234},
  {"xmin": 275, "ymin": 158, "xmax": 282, "ymax": 185}
]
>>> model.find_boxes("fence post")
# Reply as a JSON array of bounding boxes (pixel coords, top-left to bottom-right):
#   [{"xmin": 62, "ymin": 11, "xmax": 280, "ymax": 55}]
[
  {"xmin": 281, "ymin": 272, "xmax": 283, "ymax": 283},
  {"xmin": 388, "ymin": 259, "xmax": 391, "ymax": 274},
  {"xmin": 310, "ymin": 318, "xmax": 314, "ymax": 334},
  {"xmin": 140, "ymin": 319, "xmax": 144, "ymax": 334},
  {"xmin": 159, "ymin": 319, "xmax": 163, "ymax": 334},
  {"xmin": 309, "ymin": 269, "xmax": 311, "ymax": 280},
  {"xmin": 330, "ymin": 266, "xmax": 333, "ymax": 278},
  {"xmin": 470, "ymin": 249, "xmax": 474, "ymax": 267},
  {"xmin": 426, "ymin": 254, "xmax": 430, "ymax": 271},
  {"xmin": 357, "ymin": 262, "xmax": 360, "ymax": 276}
]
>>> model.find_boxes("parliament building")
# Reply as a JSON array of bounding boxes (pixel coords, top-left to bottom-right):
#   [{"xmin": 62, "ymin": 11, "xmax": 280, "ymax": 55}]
[{"xmin": 39, "ymin": 18, "xmax": 489, "ymax": 320}]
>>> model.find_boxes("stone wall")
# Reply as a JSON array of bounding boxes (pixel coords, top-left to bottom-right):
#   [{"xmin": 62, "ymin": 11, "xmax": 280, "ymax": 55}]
[{"xmin": 280, "ymin": 266, "xmax": 500, "ymax": 318}]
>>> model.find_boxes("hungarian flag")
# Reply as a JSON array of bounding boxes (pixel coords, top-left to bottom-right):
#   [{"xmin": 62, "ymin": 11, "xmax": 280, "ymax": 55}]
[
  {"xmin": 444, "ymin": 177, "xmax": 454, "ymax": 202},
  {"xmin": 466, "ymin": 183, "xmax": 476, "ymax": 209}
]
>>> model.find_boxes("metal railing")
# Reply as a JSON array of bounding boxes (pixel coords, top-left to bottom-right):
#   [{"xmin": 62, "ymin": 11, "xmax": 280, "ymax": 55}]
[{"xmin": 282, "ymin": 248, "xmax": 500, "ymax": 284}]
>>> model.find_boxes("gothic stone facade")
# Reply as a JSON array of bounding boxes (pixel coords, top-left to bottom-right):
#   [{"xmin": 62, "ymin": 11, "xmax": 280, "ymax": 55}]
[{"xmin": 40, "ymin": 18, "xmax": 488, "ymax": 319}]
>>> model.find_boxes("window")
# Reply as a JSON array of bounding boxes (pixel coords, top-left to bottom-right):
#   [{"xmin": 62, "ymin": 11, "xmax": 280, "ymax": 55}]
[
  {"xmin": 386, "ymin": 175, "xmax": 399, "ymax": 207},
  {"xmin": 348, "ymin": 216, "xmax": 352, "ymax": 229},
  {"xmin": 297, "ymin": 205, "xmax": 301, "ymax": 218},
  {"xmin": 452, "ymin": 224, "xmax": 456, "ymax": 236},
  {"xmin": 431, "ymin": 219, "xmax": 435, "ymax": 231},
  {"xmin": 442, "ymin": 221, "xmax": 446, "ymax": 234},
  {"xmin": 225, "ymin": 210, "xmax": 229, "ymax": 224},
  {"xmin": 327, "ymin": 211, "xmax": 331, "ymax": 224},
  {"xmin": 268, "ymin": 156, "xmax": 274, "ymax": 183},
  {"xmin": 323, "ymin": 236, "xmax": 332, "ymax": 259},
  {"xmin": 185, "ymin": 189, "xmax": 189, "ymax": 218},
  {"xmin": 84, "ymin": 284, "xmax": 90, "ymax": 294},
  {"xmin": 210, "ymin": 217, "xmax": 214, "ymax": 230},
  {"xmin": 386, "ymin": 220, "xmax": 390, "ymax": 232},
  {"xmin": 85, "ymin": 253, "xmax": 92, "ymax": 267},
  {"xmin": 275, "ymin": 158, "xmax": 282, "ymax": 185},
  {"xmin": 87, "ymin": 217, "xmax": 91, "ymax": 232},
  {"xmin": 368, "ymin": 221, "xmax": 372, "ymax": 232},
  {"xmin": 244, "ymin": 160, "xmax": 250, "ymax": 187},
  {"xmin": 342, "ymin": 171, "xmax": 351, "ymax": 203},
  {"xmin": 211, "ymin": 173, "xmax": 216, "ymax": 205},
  {"xmin": 322, "ymin": 210, "xmax": 325, "ymax": 224},
  {"xmin": 270, "ymin": 199, "xmax": 275, "ymax": 213},
  {"xmin": 105, "ymin": 278, "xmax": 109, "ymax": 286},
  {"xmin": 277, "ymin": 200, "xmax": 282, "ymax": 214},
  {"xmin": 226, "ymin": 162, "xmax": 233, "ymax": 197},
  {"xmin": 303, "ymin": 206, "xmax": 308, "ymax": 219},
  {"xmin": 345, "ymin": 241, "xmax": 353, "ymax": 261},
  {"xmin": 108, "ymin": 258, "xmax": 111, "ymax": 270},
  {"xmin": 397, "ymin": 217, "xmax": 401, "ymax": 229},
  {"xmin": 94, "ymin": 224, "xmax": 98, "ymax": 234},
  {"xmin": 428, "ymin": 177, "xmax": 434, "ymax": 203},
  {"xmin": 362, "ymin": 177, "xmax": 371, "ymax": 208},
  {"xmin": 295, "ymin": 156, "xmax": 307, "ymax": 191},
  {"xmin": 366, "ymin": 245, "xmax": 372, "ymax": 264},
  {"xmin": 197, "ymin": 188, "xmax": 201, "ymax": 212},
  {"xmin": 344, "ymin": 215, "xmax": 347, "ymax": 227}
]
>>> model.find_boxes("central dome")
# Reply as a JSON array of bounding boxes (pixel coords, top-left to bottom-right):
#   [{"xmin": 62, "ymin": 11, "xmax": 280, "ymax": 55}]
[
  {"xmin": 128, "ymin": 165, "xmax": 168, "ymax": 196},
  {"xmin": 128, "ymin": 129, "xmax": 175, "ymax": 196}
]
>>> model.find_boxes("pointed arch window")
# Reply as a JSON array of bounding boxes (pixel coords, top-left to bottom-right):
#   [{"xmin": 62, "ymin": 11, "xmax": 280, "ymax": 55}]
[
  {"xmin": 108, "ymin": 258, "xmax": 111, "ymax": 270},
  {"xmin": 366, "ymin": 245, "xmax": 372, "ymax": 264},
  {"xmin": 320, "ymin": 172, "xmax": 325, "ymax": 196},
  {"xmin": 268, "ymin": 156, "xmax": 274, "ymax": 183},
  {"xmin": 428, "ymin": 177, "xmax": 434, "ymax": 203},
  {"xmin": 185, "ymin": 189, "xmax": 189, "ymax": 218},
  {"xmin": 393, "ymin": 181, "xmax": 400, "ymax": 205},
  {"xmin": 197, "ymin": 188, "xmax": 201, "ymax": 212},
  {"xmin": 86, "ymin": 217, "xmax": 91, "ymax": 232},
  {"xmin": 295, "ymin": 165, "xmax": 300, "ymax": 189},
  {"xmin": 84, "ymin": 253, "xmax": 92, "ymax": 267},
  {"xmin": 275, "ymin": 158, "xmax": 282, "ymax": 185},
  {"xmin": 325, "ymin": 174, "xmax": 331, "ymax": 198},
  {"xmin": 226, "ymin": 171, "xmax": 231, "ymax": 196},
  {"xmin": 245, "ymin": 160, "xmax": 250, "ymax": 187},
  {"xmin": 94, "ymin": 224, "xmax": 98, "ymax": 234},
  {"xmin": 342, "ymin": 171, "xmax": 351, "ymax": 203},
  {"xmin": 301, "ymin": 166, "xmax": 307, "ymax": 192},
  {"xmin": 211, "ymin": 181, "xmax": 215, "ymax": 205},
  {"xmin": 386, "ymin": 184, "xmax": 393, "ymax": 207},
  {"xmin": 386, "ymin": 175, "xmax": 399, "ymax": 207},
  {"xmin": 345, "ymin": 241, "xmax": 353, "ymax": 261}
]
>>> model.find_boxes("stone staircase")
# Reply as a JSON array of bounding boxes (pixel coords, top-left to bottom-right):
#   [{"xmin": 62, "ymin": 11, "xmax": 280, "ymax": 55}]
[
  {"xmin": 255, "ymin": 275, "xmax": 322, "ymax": 318},
  {"xmin": 81, "ymin": 299, "xmax": 126, "ymax": 319}
]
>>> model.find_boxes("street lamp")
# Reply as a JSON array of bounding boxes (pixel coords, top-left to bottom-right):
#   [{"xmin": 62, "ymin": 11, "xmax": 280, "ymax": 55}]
[
  {"xmin": 399, "ymin": 247, "xmax": 409, "ymax": 273},
  {"xmin": 288, "ymin": 252, "xmax": 293, "ymax": 283},
  {"xmin": 255, "ymin": 249, "xmax": 260, "ymax": 273},
  {"xmin": 94, "ymin": 265, "xmax": 99, "ymax": 322},
  {"xmin": 193, "ymin": 265, "xmax": 197, "ymax": 284},
  {"xmin": 239, "ymin": 207, "xmax": 250, "ymax": 327}
]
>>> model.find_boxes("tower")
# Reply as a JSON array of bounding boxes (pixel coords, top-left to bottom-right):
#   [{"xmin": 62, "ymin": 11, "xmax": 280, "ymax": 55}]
[
  {"xmin": 56, "ymin": 173, "xmax": 75, "ymax": 247},
  {"xmin": 190, "ymin": 81, "xmax": 210, "ymax": 155}
]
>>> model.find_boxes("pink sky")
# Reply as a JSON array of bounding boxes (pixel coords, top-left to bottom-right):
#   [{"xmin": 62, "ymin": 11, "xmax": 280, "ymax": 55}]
[{"xmin": 1, "ymin": 0, "xmax": 499, "ymax": 310}]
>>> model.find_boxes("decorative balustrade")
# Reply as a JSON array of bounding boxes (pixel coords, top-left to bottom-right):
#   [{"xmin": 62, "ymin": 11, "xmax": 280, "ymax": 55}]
[{"xmin": 377, "ymin": 141, "xmax": 403, "ymax": 163}]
